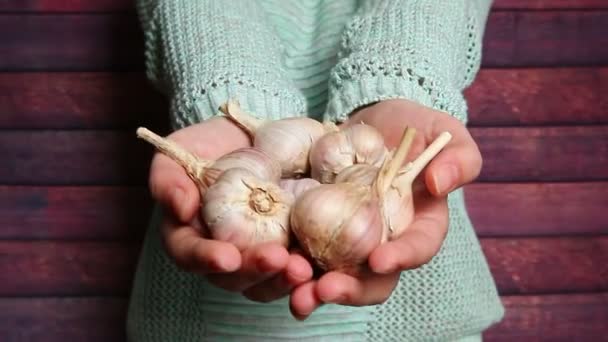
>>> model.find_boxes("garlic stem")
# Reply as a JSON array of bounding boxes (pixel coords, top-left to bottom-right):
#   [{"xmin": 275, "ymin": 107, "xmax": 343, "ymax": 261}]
[
  {"xmin": 136, "ymin": 127, "xmax": 211, "ymax": 186},
  {"xmin": 396, "ymin": 131, "xmax": 453, "ymax": 187},
  {"xmin": 219, "ymin": 100, "xmax": 263, "ymax": 137},
  {"xmin": 374, "ymin": 127, "xmax": 417, "ymax": 196}
]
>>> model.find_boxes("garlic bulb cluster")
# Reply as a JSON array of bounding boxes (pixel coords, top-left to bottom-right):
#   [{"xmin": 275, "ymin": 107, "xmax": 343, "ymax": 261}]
[{"xmin": 136, "ymin": 99, "xmax": 451, "ymax": 276}]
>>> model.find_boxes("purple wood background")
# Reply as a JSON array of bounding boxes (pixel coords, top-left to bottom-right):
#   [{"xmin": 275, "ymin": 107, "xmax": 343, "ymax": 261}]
[{"xmin": 0, "ymin": 1, "xmax": 606, "ymax": 341}]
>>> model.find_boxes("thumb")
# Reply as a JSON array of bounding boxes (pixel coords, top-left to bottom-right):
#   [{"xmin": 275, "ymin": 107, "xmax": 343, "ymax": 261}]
[
  {"xmin": 149, "ymin": 152, "xmax": 201, "ymax": 223},
  {"xmin": 425, "ymin": 132, "xmax": 482, "ymax": 196}
]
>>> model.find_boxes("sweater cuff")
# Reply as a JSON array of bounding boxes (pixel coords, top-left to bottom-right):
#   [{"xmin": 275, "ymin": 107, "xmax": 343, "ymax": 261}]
[
  {"xmin": 323, "ymin": 71, "xmax": 469, "ymax": 125},
  {"xmin": 170, "ymin": 82, "xmax": 306, "ymax": 130}
]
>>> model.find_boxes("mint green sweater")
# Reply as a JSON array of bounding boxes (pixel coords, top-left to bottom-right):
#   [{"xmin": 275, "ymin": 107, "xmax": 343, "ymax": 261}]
[{"xmin": 128, "ymin": 1, "xmax": 505, "ymax": 341}]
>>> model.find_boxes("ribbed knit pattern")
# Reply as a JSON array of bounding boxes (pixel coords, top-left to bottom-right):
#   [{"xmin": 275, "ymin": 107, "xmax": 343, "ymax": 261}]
[{"xmin": 128, "ymin": 1, "xmax": 504, "ymax": 341}]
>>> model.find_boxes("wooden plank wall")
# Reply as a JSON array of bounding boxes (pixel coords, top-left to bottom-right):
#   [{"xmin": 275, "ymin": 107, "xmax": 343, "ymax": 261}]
[{"xmin": 0, "ymin": 1, "xmax": 606, "ymax": 341}]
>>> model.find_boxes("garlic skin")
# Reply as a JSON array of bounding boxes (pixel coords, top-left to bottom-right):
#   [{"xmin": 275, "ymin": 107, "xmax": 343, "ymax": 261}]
[
  {"xmin": 334, "ymin": 164, "xmax": 378, "ymax": 185},
  {"xmin": 279, "ymin": 178, "xmax": 321, "ymax": 199},
  {"xmin": 203, "ymin": 147, "xmax": 281, "ymax": 190},
  {"xmin": 382, "ymin": 183, "xmax": 415, "ymax": 241},
  {"xmin": 220, "ymin": 100, "xmax": 327, "ymax": 178},
  {"xmin": 290, "ymin": 183, "xmax": 384, "ymax": 275},
  {"xmin": 310, "ymin": 123, "xmax": 388, "ymax": 183},
  {"xmin": 335, "ymin": 163, "xmax": 415, "ymax": 242},
  {"xmin": 253, "ymin": 118, "xmax": 327, "ymax": 178},
  {"xmin": 202, "ymin": 168, "xmax": 294, "ymax": 251}
]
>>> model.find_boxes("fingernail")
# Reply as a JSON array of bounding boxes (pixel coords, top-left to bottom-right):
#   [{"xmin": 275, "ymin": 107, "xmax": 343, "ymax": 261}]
[
  {"xmin": 433, "ymin": 164, "xmax": 458, "ymax": 195},
  {"xmin": 371, "ymin": 249, "xmax": 395, "ymax": 274},
  {"xmin": 373, "ymin": 263, "xmax": 394, "ymax": 275},
  {"xmin": 212, "ymin": 256, "xmax": 238, "ymax": 272}
]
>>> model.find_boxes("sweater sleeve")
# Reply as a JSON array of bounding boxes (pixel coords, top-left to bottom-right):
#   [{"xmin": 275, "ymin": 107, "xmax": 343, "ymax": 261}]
[
  {"xmin": 135, "ymin": 0, "xmax": 307, "ymax": 130},
  {"xmin": 323, "ymin": 0, "xmax": 493, "ymax": 125}
]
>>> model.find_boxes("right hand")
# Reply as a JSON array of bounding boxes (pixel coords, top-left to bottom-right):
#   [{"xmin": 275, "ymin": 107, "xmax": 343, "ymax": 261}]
[{"xmin": 149, "ymin": 117, "xmax": 313, "ymax": 302}]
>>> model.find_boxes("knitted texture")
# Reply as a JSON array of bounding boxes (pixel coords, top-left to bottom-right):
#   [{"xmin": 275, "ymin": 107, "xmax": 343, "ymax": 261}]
[
  {"xmin": 135, "ymin": 0, "xmax": 308, "ymax": 130},
  {"xmin": 128, "ymin": 0, "xmax": 504, "ymax": 341}
]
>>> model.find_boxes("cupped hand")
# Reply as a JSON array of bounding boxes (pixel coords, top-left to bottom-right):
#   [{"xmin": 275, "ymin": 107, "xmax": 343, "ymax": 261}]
[
  {"xmin": 148, "ymin": 117, "xmax": 313, "ymax": 302},
  {"xmin": 290, "ymin": 99, "xmax": 483, "ymax": 319}
]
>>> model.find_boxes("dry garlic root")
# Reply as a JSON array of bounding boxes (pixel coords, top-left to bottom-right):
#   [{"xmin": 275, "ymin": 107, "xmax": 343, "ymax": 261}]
[
  {"xmin": 136, "ymin": 127, "xmax": 293, "ymax": 250},
  {"xmin": 290, "ymin": 128, "xmax": 452, "ymax": 275},
  {"xmin": 310, "ymin": 123, "xmax": 388, "ymax": 184},
  {"xmin": 203, "ymin": 168, "xmax": 293, "ymax": 251},
  {"xmin": 220, "ymin": 100, "xmax": 329, "ymax": 178}
]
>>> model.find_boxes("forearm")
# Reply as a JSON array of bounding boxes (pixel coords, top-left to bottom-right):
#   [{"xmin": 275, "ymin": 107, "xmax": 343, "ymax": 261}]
[
  {"xmin": 324, "ymin": 0, "xmax": 493, "ymax": 124},
  {"xmin": 135, "ymin": 0, "xmax": 306, "ymax": 129}
]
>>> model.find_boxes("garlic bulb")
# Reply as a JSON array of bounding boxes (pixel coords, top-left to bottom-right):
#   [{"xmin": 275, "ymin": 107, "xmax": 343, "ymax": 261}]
[
  {"xmin": 290, "ymin": 182, "xmax": 383, "ymax": 274},
  {"xmin": 203, "ymin": 168, "xmax": 294, "ymax": 251},
  {"xmin": 136, "ymin": 127, "xmax": 280, "ymax": 191},
  {"xmin": 279, "ymin": 178, "xmax": 321, "ymax": 199},
  {"xmin": 335, "ymin": 163, "xmax": 414, "ymax": 243},
  {"xmin": 291, "ymin": 128, "xmax": 452, "ymax": 274},
  {"xmin": 310, "ymin": 123, "xmax": 388, "ymax": 183},
  {"xmin": 208, "ymin": 147, "xmax": 281, "ymax": 187},
  {"xmin": 220, "ymin": 100, "xmax": 327, "ymax": 178}
]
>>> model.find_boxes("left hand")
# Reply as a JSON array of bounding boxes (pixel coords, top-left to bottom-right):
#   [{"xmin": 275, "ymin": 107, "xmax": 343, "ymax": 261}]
[{"xmin": 289, "ymin": 99, "xmax": 483, "ymax": 319}]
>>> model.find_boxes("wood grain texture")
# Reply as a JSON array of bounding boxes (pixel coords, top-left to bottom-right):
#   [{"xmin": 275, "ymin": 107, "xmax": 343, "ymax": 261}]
[
  {"xmin": 0, "ymin": 186, "xmax": 153, "ymax": 240},
  {"xmin": 465, "ymin": 68, "xmax": 608, "ymax": 126},
  {"xmin": 3, "ymin": 127, "xmax": 606, "ymax": 185},
  {"xmin": 483, "ymin": 237, "xmax": 608, "ymax": 295},
  {"xmin": 1, "ymin": 294, "xmax": 605, "ymax": 342},
  {"xmin": 0, "ymin": 238, "xmax": 605, "ymax": 296},
  {"xmin": 0, "ymin": 0, "xmax": 132, "ymax": 12},
  {"xmin": 0, "ymin": 297, "xmax": 127, "ymax": 342},
  {"xmin": 493, "ymin": 0, "xmax": 608, "ymax": 9},
  {"xmin": 0, "ymin": 14, "xmax": 143, "ymax": 71},
  {"xmin": 471, "ymin": 126, "xmax": 608, "ymax": 182},
  {"xmin": 1, "ymin": 183, "xmax": 605, "ymax": 240},
  {"xmin": 2, "ymin": 69, "xmax": 606, "ymax": 129},
  {"xmin": 0, "ymin": 241, "xmax": 137, "ymax": 296},
  {"xmin": 2, "ymin": 0, "xmax": 606, "ymax": 12},
  {"xmin": 1, "ymin": 12, "xmax": 606, "ymax": 70},
  {"xmin": 465, "ymin": 182, "xmax": 608, "ymax": 236},
  {"xmin": 485, "ymin": 294, "xmax": 608, "ymax": 341},
  {"xmin": 483, "ymin": 11, "xmax": 608, "ymax": 67},
  {"xmin": 0, "ymin": 130, "xmax": 153, "ymax": 185},
  {"xmin": 0, "ymin": 72, "xmax": 167, "ymax": 129}
]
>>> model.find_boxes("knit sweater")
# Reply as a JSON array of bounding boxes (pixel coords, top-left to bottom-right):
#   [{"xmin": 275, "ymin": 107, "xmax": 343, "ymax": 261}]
[{"xmin": 128, "ymin": 1, "xmax": 505, "ymax": 341}]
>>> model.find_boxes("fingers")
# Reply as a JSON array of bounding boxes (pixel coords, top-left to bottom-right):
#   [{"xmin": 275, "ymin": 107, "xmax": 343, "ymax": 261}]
[
  {"xmin": 290, "ymin": 281, "xmax": 321, "ymax": 320},
  {"xmin": 368, "ymin": 196, "xmax": 448, "ymax": 274},
  {"xmin": 207, "ymin": 243, "xmax": 289, "ymax": 292},
  {"xmin": 315, "ymin": 271, "xmax": 400, "ymax": 307},
  {"xmin": 161, "ymin": 216, "xmax": 242, "ymax": 274},
  {"xmin": 243, "ymin": 251, "xmax": 314, "ymax": 303},
  {"xmin": 425, "ymin": 117, "xmax": 482, "ymax": 196}
]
